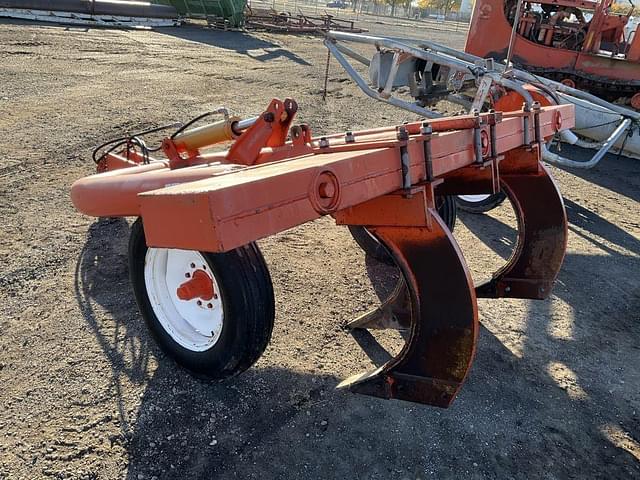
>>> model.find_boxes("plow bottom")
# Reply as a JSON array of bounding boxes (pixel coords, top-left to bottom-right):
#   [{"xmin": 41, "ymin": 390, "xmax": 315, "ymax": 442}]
[{"xmin": 340, "ymin": 212, "xmax": 478, "ymax": 407}]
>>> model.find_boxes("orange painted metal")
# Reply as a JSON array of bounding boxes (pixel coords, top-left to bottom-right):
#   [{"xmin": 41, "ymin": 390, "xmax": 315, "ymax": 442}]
[
  {"xmin": 227, "ymin": 98, "xmax": 299, "ymax": 165},
  {"xmin": 132, "ymin": 105, "xmax": 572, "ymax": 252},
  {"xmin": 71, "ymin": 98, "xmax": 574, "ymax": 407},
  {"xmin": 465, "ymin": 0, "xmax": 640, "ymax": 103},
  {"xmin": 176, "ymin": 269, "xmax": 216, "ymax": 301}
]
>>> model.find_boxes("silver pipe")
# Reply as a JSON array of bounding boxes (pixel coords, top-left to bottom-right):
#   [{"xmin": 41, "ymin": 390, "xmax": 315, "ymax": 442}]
[
  {"xmin": 334, "ymin": 42, "xmax": 371, "ymax": 66},
  {"xmin": 337, "ymin": 31, "xmax": 640, "ymax": 122},
  {"xmin": 324, "ymin": 40, "xmax": 443, "ymax": 119},
  {"xmin": 325, "ymin": 32, "xmax": 476, "ymax": 73},
  {"xmin": 542, "ymin": 118, "xmax": 632, "ymax": 169},
  {"xmin": 235, "ymin": 116, "xmax": 258, "ymax": 131},
  {"xmin": 327, "ymin": 31, "xmax": 534, "ymax": 109},
  {"xmin": 555, "ymin": 89, "xmax": 640, "ymax": 121},
  {"xmin": 327, "ymin": 31, "xmax": 640, "ymax": 123},
  {"xmin": 504, "ymin": 0, "xmax": 524, "ymax": 71}
]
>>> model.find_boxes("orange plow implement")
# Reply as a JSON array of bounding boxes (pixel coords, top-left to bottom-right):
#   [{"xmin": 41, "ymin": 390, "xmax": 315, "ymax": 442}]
[{"xmin": 72, "ymin": 98, "xmax": 573, "ymax": 407}]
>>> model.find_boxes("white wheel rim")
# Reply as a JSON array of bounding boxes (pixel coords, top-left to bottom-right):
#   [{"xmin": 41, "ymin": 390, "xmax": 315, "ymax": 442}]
[
  {"xmin": 144, "ymin": 248, "xmax": 224, "ymax": 352},
  {"xmin": 458, "ymin": 194, "xmax": 492, "ymax": 203}
]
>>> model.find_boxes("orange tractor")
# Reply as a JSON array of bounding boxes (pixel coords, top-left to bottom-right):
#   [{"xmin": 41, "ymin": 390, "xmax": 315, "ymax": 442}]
[{"xmin": 465, "ymin": 0, "xmax": 640, "ymax": 108}]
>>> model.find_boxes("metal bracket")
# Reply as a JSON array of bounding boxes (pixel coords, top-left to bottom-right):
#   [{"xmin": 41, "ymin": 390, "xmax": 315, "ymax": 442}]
[
  {"xmin": 421, "ymin": 122, "xmax": 434, "ymax": 181},
  {"xmin": 472, "ymin": 110, "xmax": 483, "ymax": 164},
  {"xmin": 397, "ymin": 126, "xmax": 412, "ymax": 192}
]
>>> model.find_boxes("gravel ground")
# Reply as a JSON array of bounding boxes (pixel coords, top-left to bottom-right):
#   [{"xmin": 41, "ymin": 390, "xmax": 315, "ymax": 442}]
[{"xmin": 0, "ymin": 17, "xmax": 639, "ymax": 480}]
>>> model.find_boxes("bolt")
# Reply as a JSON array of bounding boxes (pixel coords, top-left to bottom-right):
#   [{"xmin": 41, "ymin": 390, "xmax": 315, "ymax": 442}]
[
  {"xmin": 190, "ymin": 263, "xmax": 196, "ymax": 268},
  {"xmin": 396, "ymin": 126, "xmax": 409, "ymax": 141},
  {"xmin": 207, "ymin": 303, "xmax": 213, "ymax": 309},
  {"xmin": 318, "ymin": 181, "xmax": 335, "ymax": 199},
  {"xmin": 344, "ymin": 131, "xmax": 355, "ymax": 143},
  {"xmin": 263, "ymin": 112, "xmax": 275, "ymax": 123},
  {"xmin": 213, "ymin": 293, "xmax": 218, "ymax": 299},
  {"xmin": 197, "ymin": 300, "xmax": 202, "ymax": 306},
  {"xmin": 319, "ymin": 137, "xmax": 329, "ymax": 148},
  {"xmin": 420, "ymin": 122, "xmax": 432, "ymax": 136},
  {"xmin": 185, "ymin": 272, "xmax": 191, "ymax": 278},
  {"xmin": 505, "ymin": 286, "xmax": 511, "ymax": 293}
]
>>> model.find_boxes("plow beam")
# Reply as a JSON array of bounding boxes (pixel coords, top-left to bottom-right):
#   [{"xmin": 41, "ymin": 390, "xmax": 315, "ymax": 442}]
[
  {"xmin": 131, "ymin": 105, "xmax": 573, "ymax": 253},
  {"xmin": 339, "ymin": 211, "xmax": 478, "ymax": 407}
]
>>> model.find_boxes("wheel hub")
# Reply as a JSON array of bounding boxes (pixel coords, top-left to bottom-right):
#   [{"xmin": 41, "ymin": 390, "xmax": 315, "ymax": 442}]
[
  {"xmin": 176, "ymin": 269, "xmax": 216, "ymax": 301},
  {"xmin": 144, "ymin": 248, "xmax": 224, "ymax": 352}
]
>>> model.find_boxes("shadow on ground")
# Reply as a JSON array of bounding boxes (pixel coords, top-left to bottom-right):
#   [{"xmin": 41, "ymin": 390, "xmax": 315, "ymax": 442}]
[
  {"xmin": 552, "ymin": 144, "xmax": 640, "ymax": 202},
  {"xmin": 0, "ymin": 18, "xmax": 312, "ymax": 66},
  {"xmin": 157, "ymin": 26, "xmax": 312, "ymax": 66},
  {"xmin": 75, "ymin": 214, "xmax": 639, "ymax": 478}
]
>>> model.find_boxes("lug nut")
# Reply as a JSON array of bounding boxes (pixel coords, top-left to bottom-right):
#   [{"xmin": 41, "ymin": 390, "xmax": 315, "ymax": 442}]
[
  {"xmin": 190, "ymin": 263, "xmax": 196, "ymax": 268},
  {"xmin": 207, "ymin": 303, "xmax": 213, "ymax": 309},
  {"xmin": 197, "ymin": 300, "xmax": 202, "ymax": 306},
  {"xmin": 185, "ymin": 272, "xmax": 191, "ymax": 278}
]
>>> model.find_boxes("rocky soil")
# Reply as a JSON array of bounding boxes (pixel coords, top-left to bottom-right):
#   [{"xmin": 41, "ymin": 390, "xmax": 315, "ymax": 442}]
[{"xmin": 0, "ymin": 17, "xmax": 639, "ymax": 480}]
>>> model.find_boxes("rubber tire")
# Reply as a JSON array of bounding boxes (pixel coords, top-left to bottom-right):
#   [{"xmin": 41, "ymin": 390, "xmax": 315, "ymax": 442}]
[
  {"xmin": 128, "ymin": 218, "xmax": 275, "ymax": 380},
  {"xmin": 348, "ymin": 194, "xmax": 457, "ymax": 265},
  {"xmin": 456, "ymin": 192, "xmax": 507, "ymax": 214}
]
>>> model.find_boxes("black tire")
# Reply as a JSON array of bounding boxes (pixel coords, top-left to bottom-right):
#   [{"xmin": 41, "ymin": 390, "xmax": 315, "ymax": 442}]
[
  {"xmin": 349, "ymin": 194, "xmax": 457, "ymax": 265},
  {"xmin": 128, "ymin": 218, "xmax": 275, "ymax": 380},
  {"xmin": 455, "ymin": 192, "xmax": 507, "ymax": 214}
]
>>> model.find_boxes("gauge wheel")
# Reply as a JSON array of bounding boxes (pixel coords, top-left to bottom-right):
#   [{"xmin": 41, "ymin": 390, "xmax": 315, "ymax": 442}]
[
  {"xmin": 128, "ymin": 218, "xmax": 275, "ymax": 379},
  {"xmin": 349, "ymin": 195, "xmax": 457, "ymax": 265},
  {"xmin": 456, "ymin": 192, "xmax": 507, "ymax": 214}
]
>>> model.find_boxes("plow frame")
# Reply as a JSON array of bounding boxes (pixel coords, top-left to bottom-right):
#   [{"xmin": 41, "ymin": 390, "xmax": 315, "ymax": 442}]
[{"xmin": 72, "ymin": 97, "xmax": 574, "ymax": 407}]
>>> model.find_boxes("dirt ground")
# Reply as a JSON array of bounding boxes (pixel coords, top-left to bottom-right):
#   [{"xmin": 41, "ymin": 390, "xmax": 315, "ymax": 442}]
[{"xmin": 0, "ymin": 17, "xmax": 639, "ymax": 480}]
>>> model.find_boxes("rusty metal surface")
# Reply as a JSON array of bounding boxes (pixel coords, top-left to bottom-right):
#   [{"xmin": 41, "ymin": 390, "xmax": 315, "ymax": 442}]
[
  {"xmin": 338, "ymin": 211, "xmax": 479, "ymax": 407},
  {"xmin": 476, "ymin": 159, "xmax": 568, "ymax": 300},
  {"xmin": 245, "ymin": 9, "xmax": 366, "ymax": 34}
]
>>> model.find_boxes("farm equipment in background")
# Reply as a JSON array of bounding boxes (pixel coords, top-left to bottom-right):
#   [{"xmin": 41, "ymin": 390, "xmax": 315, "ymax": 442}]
[
  {"xmin": 71, "ymin": 97, "xmax": 573, "ymax": 407},
  {"xmin": 465, "ymin": 0, "xmax": 640, "ymax": 108},
  {"xmin": 0, "ymin": 0, "xmax": 180, "ymax": 27},
  {"xmin": 323, "ymin": 30, "xmax": 640, "ymax": 180},
  {"xmin": 155, "ymin": 0, "xmax": 246, "ymax": 28},
  {"xmin": 244, "ymin": 7, "xmax": 367, "ymax": 33}
]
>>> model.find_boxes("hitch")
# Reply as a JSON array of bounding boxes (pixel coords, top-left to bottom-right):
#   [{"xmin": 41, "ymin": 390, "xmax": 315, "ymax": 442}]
[{"xmin": 72, "ymin": 98, "xmax": 574, "ymax": 407}]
